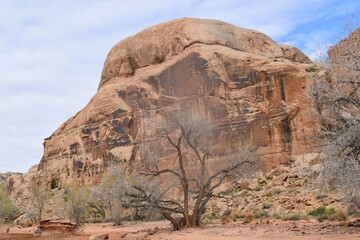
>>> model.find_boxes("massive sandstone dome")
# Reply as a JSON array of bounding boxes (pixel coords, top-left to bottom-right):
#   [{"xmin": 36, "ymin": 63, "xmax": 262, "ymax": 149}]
[{"xmin": 34, "ymin": 18, "xmax": 318, "ymax": 186}]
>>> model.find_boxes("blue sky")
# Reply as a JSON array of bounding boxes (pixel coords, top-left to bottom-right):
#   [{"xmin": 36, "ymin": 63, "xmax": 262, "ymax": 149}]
[{"xmin": 0, "ymin": 0, "xmax": 359, "ymax": 173}]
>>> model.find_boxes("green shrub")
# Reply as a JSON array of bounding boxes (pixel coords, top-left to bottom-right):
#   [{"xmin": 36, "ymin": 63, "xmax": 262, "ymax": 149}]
[
  {"xmin": 219, "ymin": 188, "xmax": 236, "ymax": 196},
  {"xmin": 240, "ymin": 190, "xmax": 251, "ymax": 197},
  {"xmin": 253, "ymin": 186, "xmax": 261, "ymax": 191},
  {"xmin": 0, "ymin": 183, "xmax": 17, "ymax": 223},
  {"xmin": 266, "ymin": 188, "xmax": 282, "ymax": 197},
  {"xmin": 288, "ymin": 188, "xmax": 300, "ymax": 195},
  {"xmin": 50, "ymin": 179, "xmax": 58, "ymax": 189},
  {"xmin": 308, "ymin": 207, "xmax": 346, "ymax": 222},
  {"xmin": 308, "ymin": 206, "xmax": 326, "ymax": 216},
  {"xmin": 315, "ymin": 194, "xmax": 328, "ymax": 200},
  {"xmin": 348, "ymin": 210, "xmax": 360, "ymax": 217},
  {"xmin": 253, "ymin": 208, "xmax": 269, "ymax": 218},
  {"xmin": 272, "ymin": 213, "xmax": 282, "ymax": 219},
  {"xmin": 283, "ymin": 214, "xmax": 303, "ymax": 221},
  {"xmin": 207, "ymin": 211, "xmax": 219, "ymax": 220},
  {"xmin": 262, "ymin": 203, "xmax": 272, "ymax": 209},
  {"xmin": 328, "ymin": 211, "xmax": 347, "ymax": 221},
  {"xmin": 305, "ymin": 66, "xmax": 317, "ymax": 72}
]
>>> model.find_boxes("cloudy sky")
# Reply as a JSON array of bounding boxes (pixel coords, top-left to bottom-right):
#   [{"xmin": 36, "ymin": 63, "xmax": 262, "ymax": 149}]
[{"xmin": 0, "ymin": 0, "xmax": 359, "ymax": 173}]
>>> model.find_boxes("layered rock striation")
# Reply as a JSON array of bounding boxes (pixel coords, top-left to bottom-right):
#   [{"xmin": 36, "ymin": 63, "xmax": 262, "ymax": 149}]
[{"xmin": 37, "ymin": 18, "xmax": 319, "ymax": 186}]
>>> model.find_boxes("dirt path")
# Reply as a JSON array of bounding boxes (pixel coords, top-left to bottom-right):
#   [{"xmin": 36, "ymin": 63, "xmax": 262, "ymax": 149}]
[{"xmin": 1, "ymin": 220, "xmax": 360, "ymax": 240}]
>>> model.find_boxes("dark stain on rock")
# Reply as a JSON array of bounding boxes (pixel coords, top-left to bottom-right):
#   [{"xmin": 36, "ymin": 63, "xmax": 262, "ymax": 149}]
[
  {"xmin": 112, "ymin": 117, "xmax": 130, "ymax": 134},
  {"xmin": 73, "ymin": 160, "xmax": 84, "ymax": 177},
  {"xmin": 207, "ymin": 97, "xmax": 228, "ymax": 119},
  {"xmin": 222, "ymin": 57, "xmax": 260, "ymax": 88},
  {"xmin": 81, "ymin": 127, "xmax": 92, "ymax": 135},
  {"xmin": 280, "ymin": 114, "xmax": 292, "ymax": 152},
  {"xmin": 113, "ymin": 120, "xmax": 125, "ymax": 134},
  {"xmin": 112, "ymin": 108, "xmax": 126, "ymax": 119},
  {"xmin": 146, "ymin": 76, "xmax": 160, "ymax": 94},
  {"xmin": 255, "ymin": 86, "xmax": 262, "ymax": 101},
  {"xmin": 232, "ymin": 70, "xmax": 260, "ymax": 88},
  {"xmin": 264, "ymin": 73, "xmax": 273, "ymax": 98},
  {"xmin": 279, "ymin": 77, "xmax": 286, "ymax": 102},
  {"xmin": 69, "ymin": 143, "xmax": 79, "ymax": 155},
  {"xmin": 117, "ymin": 87, "xmax": 152, "ymax": 110},
  {"xmin": 108, "ymin": 134, "xmax": 131, "ymax": 148},
  {"xmin": 159, "ymin": 52, "xmax": 220, "ymax": 97},
  {"xmin": 117, "ymin": 90, "xmax": 126, "ymax": 99},
  {"xmin": 127, "ymin": 117, "xmax": 138, "ymax": 139}
]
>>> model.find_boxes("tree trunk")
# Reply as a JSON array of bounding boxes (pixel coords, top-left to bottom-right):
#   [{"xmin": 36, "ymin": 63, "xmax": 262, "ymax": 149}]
[
  {"xmin": 37, "ymin": 207, "xmax": 42, "ymax": 224},
  {"xmin": 161, "ymin": 212, "xmax": 186, "ymax": 230}
]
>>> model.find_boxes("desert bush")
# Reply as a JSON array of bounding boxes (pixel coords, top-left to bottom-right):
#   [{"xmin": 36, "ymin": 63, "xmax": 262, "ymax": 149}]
[
  {"xmin": 253, "ymin": 208, "xmax": 269, "ymax": 218},
  {"xmin": 50, "ymin": 179, "xmax": 58, "ymax": 189},
  {"xmin": 243, "ymin": 213, "xmax": 253, "ymax": 223},
  {"xmin": 347, "ymin": 210, "xmax": 360, "ymax": 217},
  {"xmin": 240, "ymin": 190, "xmax": 251, "ymax": 197},
  {"xmin": 305, "ymin": 66, "xmax": 318, "ymax": 72},
  {"xmin": 308, "ymin": 207, "xmax": 347, "ymax": 221},
  {"xmin": 262, "ymin": 203, "xmax": 272, "ymax": 209},
  {"xmin": 266, "ymin": 188, "xmax": 282, "ymax": 197},
  {"xmin": 311, "ymin": 15, "xmax": 360, "ymax": 210},
  {"xmin": 218, "ymin": 187, "xmax": 238, "ymax": 196},
  {"xmin": 63, "ymin": 183, "xmax": 89, "ymax": 226},
  {"xmin": 221, "ymin": 209, "xmax": 241, "ymax": 224},
  {"xmin": 315, "ymin": 194, "xmax": 328, "ymax": 200},
  {"xmin": 30, "ymin": 185, "xmax": 52, "ymax": 224},
  {"xmin": 272, "ymin": 213, "xmax": 282, "ymax": 219},
  {"xmin": 0, "ymin": 183, "xmax": 17, "ymax": 223},
  {"xmin": 206, "ymin": 211, "xmax": 219, "ymax": 220},
  {"xmin": 328, "ymin": 211, "xmax": 347, "ymax": 221},
  {"xmin": 288, "ymin": 188, "xmax": 300, "ymax": 196},
  {"xmin": 283, "ymin": 214, "xmax": 304, "ymax": 221}
]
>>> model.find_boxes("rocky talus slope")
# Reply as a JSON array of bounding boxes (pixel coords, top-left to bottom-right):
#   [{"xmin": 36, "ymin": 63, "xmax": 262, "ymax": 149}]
[
  {"xmin": 11, "ymin": 156, "xmax": 348, "ymax": 227},
  {"xmin": 208, "ymin": 154, "xmax": 346, "ymax": 221}
]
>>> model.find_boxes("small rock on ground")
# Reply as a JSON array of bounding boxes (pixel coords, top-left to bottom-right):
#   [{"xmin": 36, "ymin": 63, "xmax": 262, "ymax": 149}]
[{"xmin": 89, "ymin": 233, "xmax": 109, "ymax": 240}]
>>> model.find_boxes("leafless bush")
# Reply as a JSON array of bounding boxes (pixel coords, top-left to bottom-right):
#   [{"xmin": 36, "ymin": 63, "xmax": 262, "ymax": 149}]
[
  {"xmin": 30, "ymin": 185, "xmax": 51, "ymax": 224},
  {"xmin": 311, "ymin": 16, "xmax": 360, "ymax": 209},
  {"xmin": 63, "ymin": 183, "xmax": 89, "ymax": 226}
]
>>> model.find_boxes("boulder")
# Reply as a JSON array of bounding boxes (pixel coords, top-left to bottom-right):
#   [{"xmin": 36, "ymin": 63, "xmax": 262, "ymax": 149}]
[
  {"xmin": 14, "ymin": 213, "xmax": 35, "ymax": 227},
  {"xmin": 36, "ymin": 18, "xmax": 319, "ymax": 186},
  {"xmin": 39, "ymin": 219, "xmax": 76, "ymax": 233}
]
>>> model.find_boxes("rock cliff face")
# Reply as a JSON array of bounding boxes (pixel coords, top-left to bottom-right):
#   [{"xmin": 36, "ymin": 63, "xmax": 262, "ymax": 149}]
[{"xmin": 37, "ymin": 18, "xmax": 319, "ymax": 186}]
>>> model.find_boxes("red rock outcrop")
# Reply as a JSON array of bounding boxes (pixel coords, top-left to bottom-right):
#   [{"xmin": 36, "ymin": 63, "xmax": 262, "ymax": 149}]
[
  {"xmin": 328, "ymin": 27, "xmax": 360, "ymax": 58},
  {"xmin": 37, "ymin": 18, "xmax": 319, "ymax": 186},
  {"xmin": 39, "ymin": 219, "xmax": 76, "ymax": 233}
]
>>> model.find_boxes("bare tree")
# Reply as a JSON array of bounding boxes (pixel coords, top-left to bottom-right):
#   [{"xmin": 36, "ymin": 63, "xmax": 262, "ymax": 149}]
[
  {"xmin": 114, "ymin": 109, "xmax": 259, "ymax": 230},
  {"xmin": 30, "ymin": 185, "xmax": 51, "ymax": 224},
  {"xmin": 311, "ymin": 18, "xmax": 360, "ymax": 209}
]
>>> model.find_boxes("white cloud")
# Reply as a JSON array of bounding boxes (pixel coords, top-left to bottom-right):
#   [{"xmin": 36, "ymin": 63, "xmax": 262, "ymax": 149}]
[{"xmin": 0, "ymin": 0, "xmax": 359, "ymax": 173}]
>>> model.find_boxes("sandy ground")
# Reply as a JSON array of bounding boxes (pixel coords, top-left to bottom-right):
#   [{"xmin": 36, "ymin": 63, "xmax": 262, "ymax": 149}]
[{"xmin": 1, "ymin": 219, "xmax": 360, "ymax": 240}]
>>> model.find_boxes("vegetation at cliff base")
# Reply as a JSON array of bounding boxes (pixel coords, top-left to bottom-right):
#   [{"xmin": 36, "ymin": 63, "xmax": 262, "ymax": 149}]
[{"xmin": 0, "ymin": 183, "xmax": 17, "ymax": 223}]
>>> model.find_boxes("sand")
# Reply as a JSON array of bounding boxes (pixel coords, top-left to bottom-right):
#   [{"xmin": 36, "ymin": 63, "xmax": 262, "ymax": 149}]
[{"xmin": 1, "ymin": 219, "xmax": 360, "ymax": 240}]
